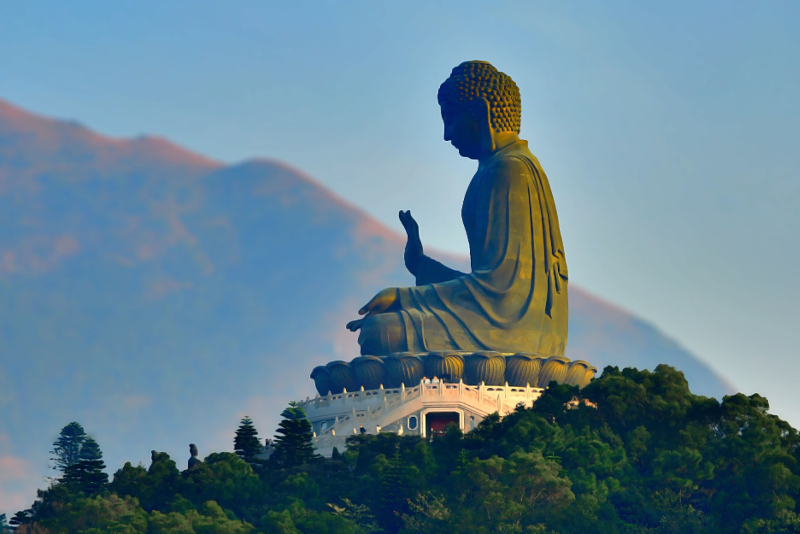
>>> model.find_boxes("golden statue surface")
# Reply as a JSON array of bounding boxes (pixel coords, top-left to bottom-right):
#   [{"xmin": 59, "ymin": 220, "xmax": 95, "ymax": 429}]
[{"xmin": 346, "ymin": 61, "xmax": 569, "ymax": 358}]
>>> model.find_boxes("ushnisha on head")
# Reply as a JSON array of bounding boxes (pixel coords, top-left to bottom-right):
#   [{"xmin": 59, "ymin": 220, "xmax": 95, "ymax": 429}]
[{"xmin": 437, "ymin": 61, "xmax": 522, "ymax": 160}]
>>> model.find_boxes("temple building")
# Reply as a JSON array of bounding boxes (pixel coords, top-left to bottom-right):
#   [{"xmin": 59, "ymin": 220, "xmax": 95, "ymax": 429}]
[{"xmin": 303, "ymin": 351, "xmax": 595, "ymax": 457}]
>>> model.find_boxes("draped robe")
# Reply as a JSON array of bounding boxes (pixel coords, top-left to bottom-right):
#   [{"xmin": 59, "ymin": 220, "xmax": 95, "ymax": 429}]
[{"xmin": 360, "ymin": 139, "xmax": 568, "ymax": 356}]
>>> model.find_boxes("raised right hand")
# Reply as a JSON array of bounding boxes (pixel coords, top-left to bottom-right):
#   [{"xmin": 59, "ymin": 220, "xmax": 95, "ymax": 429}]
[{"xmin": 399, "ymin": 210, "xmax": 423, "ymax": 276}]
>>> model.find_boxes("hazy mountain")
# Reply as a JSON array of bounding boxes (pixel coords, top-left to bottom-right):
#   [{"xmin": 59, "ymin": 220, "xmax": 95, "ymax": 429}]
[{"xmin": 0, "ymin": 99, "xmax": 731, "ymax": 512}]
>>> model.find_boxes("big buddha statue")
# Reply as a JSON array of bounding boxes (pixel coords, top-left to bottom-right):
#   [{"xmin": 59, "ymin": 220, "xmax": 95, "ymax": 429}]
[{"xmin": 346, "ymin": 61, "xmax": 569, "ymax": 357}]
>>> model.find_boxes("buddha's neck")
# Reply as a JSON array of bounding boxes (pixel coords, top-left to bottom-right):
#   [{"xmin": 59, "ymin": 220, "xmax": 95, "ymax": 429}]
[{"xmin": 479, "ymin": 132, "xmax": 520, "ymax": 163}]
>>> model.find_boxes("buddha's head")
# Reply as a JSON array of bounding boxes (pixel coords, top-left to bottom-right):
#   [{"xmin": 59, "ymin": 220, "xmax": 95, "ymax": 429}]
[
  {"xmin": 438, "ymin": 61, "xmax": 521, "ymax": 160},
  {"xmin": 190, "ymin": 443, "xmax": 198, "ymax": 457}
]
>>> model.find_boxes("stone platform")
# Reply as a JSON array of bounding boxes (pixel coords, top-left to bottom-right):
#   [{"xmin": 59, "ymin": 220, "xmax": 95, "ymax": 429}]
[
  {"xmin": 300, "ymin": 380, "xmax": 544, "ymax": 457},
  {"xmin": 303, "ymin": 352, "xmax": 597, "ymax": 457}
]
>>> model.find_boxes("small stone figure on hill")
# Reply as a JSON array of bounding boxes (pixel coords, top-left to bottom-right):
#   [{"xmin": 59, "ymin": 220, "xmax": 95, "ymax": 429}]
[{"xmin": 188, "ymin": 443, "xmax": 201, "ymax": 469}]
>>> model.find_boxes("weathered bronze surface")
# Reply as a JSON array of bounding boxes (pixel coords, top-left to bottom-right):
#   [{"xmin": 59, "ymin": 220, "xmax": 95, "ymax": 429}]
[{"xmin": 346, "ymin": 61, "xmax": 569, "ymax": 356}]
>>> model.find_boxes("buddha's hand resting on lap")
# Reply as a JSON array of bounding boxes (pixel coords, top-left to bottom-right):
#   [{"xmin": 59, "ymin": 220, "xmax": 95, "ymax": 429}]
[
  {"xmin": 345, "ymin": 287, "xmax": 400, "ymax": 332},
  {"xmin": 399, "ymin": 210, "xmax": 423, "ymax": 276}
]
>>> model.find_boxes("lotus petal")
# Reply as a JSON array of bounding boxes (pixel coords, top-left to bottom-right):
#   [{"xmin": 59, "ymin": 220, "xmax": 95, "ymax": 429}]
[
  {"xmin": 310, "ymin": 365, "xmax": 333, "ymax": 396},
  {"xmin": 351, "ymin": 355, "xmax": 385, "ymax": 391},
  {"xmin": 423, "ymin": 352, "xmax": 464, "ymax": 382},
  {"xmin": 505, "ymin": 353, "xmax": 543, "ymax": 387},
  {"xmin": 464, "ymin": 351, "xmax": 506, "ymax": 385},
  {"xmin": 537, "ymin": 355, "xmax": 570, "ymax": 387},
  {"xmin": 564, "ymin": 360, "xmax": 597, "ymax": 388},
  {"xmin": 326, "ymin": 360, "xmax": 358, "ymax": 394},
  {"xmin": 384, "ymin": 352, "xmax": 424, "ymax": 388}
]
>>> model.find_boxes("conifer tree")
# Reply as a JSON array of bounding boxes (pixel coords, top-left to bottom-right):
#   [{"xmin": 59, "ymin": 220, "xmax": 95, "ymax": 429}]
[
  {"xmin": 50, "ymin": 421, "xmax": 87, "ymax": 473},
  {"xmin": 234, "ymin": 416, "xmax": 262, "ymax": 462},
  {"xmin": 379, "ymin": 449, "xmax": 412, "ymax": 532},
  {"xmin": 272, "ymin": 402, "xmax": 316, "ymax": 468},
  {"xmin": 64, "ymin": 436, "xmax": 108, "ymax": 495}
]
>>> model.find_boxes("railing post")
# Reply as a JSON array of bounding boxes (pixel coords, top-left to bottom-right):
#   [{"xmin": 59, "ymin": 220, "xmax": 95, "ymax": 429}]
[{"xmin": 401, "ymin": 383, "xmax": 406, "ymax": 401}]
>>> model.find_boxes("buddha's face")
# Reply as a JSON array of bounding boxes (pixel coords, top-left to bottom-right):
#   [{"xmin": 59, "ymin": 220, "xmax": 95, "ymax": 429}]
[{"xmin": 440, "ymin": 100, "xmax": 487, "ymax": 160}]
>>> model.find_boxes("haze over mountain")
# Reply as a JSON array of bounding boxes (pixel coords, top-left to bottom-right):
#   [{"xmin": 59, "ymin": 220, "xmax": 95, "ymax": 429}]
[{"xmin": 0, "ymin": 99, "xmax": 731, "ymax": 513}]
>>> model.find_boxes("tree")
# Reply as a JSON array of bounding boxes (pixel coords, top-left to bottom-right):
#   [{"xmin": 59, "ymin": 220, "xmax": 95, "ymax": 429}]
[
  {"xmin": 50, "ymin": 421, "xmax": 87, "ymax": 474},
  {"xmin": 8, "ymin": 509, "xmax": 33, "ymax": 530},
  {"xmin": 272, "ymin": 402, "xmax": 316, "ymax": 468},
  {"xmin": 233, "ymin": 416, "xmax": 262, "ymax": 463},
  {"xmin": 379, "ymin": 449, "xmax": 414, "ymax": 532},
  {"xmin": 63, "ymin": 436, "xmax": 108, "ymax": 495}
]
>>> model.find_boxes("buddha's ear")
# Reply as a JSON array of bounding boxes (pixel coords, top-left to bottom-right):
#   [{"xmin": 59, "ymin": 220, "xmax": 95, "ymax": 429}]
[{"xmin": 471, "ymin": 97, "xmax": 495, "ymax": 153}]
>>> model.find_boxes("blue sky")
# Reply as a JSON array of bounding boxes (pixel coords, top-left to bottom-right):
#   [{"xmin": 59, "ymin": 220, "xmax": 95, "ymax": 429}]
[{"xmin": 1, "ymin": 0, "xmax": 798, "ymax": 433}]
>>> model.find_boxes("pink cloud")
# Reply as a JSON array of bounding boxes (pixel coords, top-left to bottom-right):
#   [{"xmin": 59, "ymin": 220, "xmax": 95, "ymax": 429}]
[
  {"xmin": 0, "ymin": 455, "xmax": 31, "ymax": 480},
  {"xmin": 0, "ymin": 453, "xmax": 39, "ymax": 516}
]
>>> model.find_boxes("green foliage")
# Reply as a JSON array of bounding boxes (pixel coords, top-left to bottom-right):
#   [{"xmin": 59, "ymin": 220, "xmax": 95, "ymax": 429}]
[
  {"xmin": 328, "ymin": 497, "xmax": 382, "ymax": 534},
  {"xmin": 234, "ymin": 416, "xmax": 262, "ymax": 463},
  {"xmin": 109, "ymin": 452, "xmax": 181, "ymax": 511},
  {"xmin": 14, "ymin": 365, "xmax": 800, "ymax": 534},
  {"xmin": 50, "ymin": 421, "xmax": 88, "ymax": 473},
  {"xmin": 180, "ymin": 452, "xmax": 262, "ymax": 511},
  {"xmin": 148, "ymin": 501, "xmax": 256, "ymax": 534},
  {"xmin": 272, "ymin": 402, "xmax": 316, "ymax": 468},
  {"xmin": 62, "ymin": 436, "xmax": 109, "ymax": 495}
]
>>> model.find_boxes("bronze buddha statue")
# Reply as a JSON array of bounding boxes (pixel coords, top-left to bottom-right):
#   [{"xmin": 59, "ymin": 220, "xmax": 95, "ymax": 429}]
[{"xmin": 346, "ymin": 61, "xmax": 569, "ymax": 357}]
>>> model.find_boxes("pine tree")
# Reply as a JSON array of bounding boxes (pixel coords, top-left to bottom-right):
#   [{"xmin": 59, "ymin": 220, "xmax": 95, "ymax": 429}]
[
  {"xmin": 272, "ymin": 402, "xmax": 316, "ymax": 468},
  {"xmin": 63, "ymin": 436, "xmax": 108, "ymax": 495},
  {"xmin": 379, "ymin": 449, "xmax": 412, "ymax": 532},
  {"xmin": 50, "ymin": 421, "xmax": 87, "ymax": 473},
  {"xmin": 234, "ymin": 416, "xmax": 262, "ymax": 462}
]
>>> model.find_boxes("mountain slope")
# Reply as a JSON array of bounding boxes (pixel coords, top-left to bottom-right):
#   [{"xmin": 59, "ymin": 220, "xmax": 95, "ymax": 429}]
[{"xmin": 0, "ymin": 99, "xmax": 731, "ymax": 513}]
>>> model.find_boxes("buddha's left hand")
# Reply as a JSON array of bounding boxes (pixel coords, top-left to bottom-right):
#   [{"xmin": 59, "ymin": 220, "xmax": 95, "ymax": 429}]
[{"xmin": 345, "ymin": 287, "xmax": 400, "ymax": 331}]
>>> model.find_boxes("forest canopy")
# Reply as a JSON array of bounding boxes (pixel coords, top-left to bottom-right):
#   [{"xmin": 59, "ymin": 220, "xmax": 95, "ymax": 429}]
[{"xmin": 8, "ymin": 365, "xmax": 800, "ymax": 534}]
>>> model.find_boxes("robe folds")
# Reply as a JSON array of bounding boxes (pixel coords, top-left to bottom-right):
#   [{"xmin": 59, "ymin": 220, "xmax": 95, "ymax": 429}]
[{"xmin": 364, "ymin": 140, "xmax": 568, "ymax": 357}]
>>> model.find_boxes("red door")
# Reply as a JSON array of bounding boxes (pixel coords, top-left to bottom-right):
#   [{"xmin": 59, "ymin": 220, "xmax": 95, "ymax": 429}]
[{"xmin": 426, "ymin": 412, "xmax": 460, "ymax": 436}]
